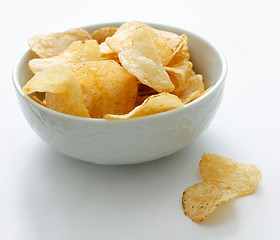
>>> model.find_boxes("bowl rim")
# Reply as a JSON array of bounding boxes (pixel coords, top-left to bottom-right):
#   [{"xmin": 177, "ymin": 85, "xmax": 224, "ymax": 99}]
[{"xmin": 13, "ymin": 22, "xmax": 227, "ymax": 123}]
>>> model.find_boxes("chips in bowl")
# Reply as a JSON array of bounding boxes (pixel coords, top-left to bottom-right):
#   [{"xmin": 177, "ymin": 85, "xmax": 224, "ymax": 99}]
[
  {"xmin": 28, "ymin": 28, "xmax": 92, "ymax": 58},
  {"xmin": 23, "ymin": 21, "xmax": 210, "ymax": 119},
  {"xmin": 14, "ymin": 22, "xmax": 227, "ymax": 164}
]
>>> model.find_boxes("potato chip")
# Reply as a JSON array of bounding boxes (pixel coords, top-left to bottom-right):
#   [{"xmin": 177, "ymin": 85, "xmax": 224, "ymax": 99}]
[
  {"xmin": 183, "ymin": 87, "xmax": 212, "ymax": 105},
  {"xmin": 186, "ymin": 72, "xmax": 205, "ymax": 93},
  {"xmin": 45, "ymin": 89, "xmax": 90, "ymax": 118},
  {"xmin": 104, "ymin": 93, "xmax": 184, "ymax": 120},
  {"xmin": 180, "ymin": 90, "xmax": 203, "ymax": 104},
  {"xmin": 28, "ymin": 28, "xmax": 91, "ymax": 58},
  {"xmin": 172, "ymin": 34, "xmax": 188, "ymax": 59},
  {"xmin": 153, "ymin": 28, "xmax": 180, "ymax": 42},
  {"xmin": 165, "ymin": 58, "xmax": 205, "ymax": 102},
  {"xmin": 118, "ymin": 26, "xmax": 174, "ymax": 93},
  {"xmin": 178, "ymin": 71, "xmax": 205, "ymax": 101},
  {"xmin": 181, "ymin": 88, "xmax": 212, "ymax": 104},
  {"xmin": 99, "ymin": 42, "xmax": 119, "ymax": 62},
  {"xmin": 105, "ymin": 21, "xmax": 147, "ymax": 53},
  {"xmin": 168, "ymin": 43, "xmax": 191, "ymax": 66},
  {"xmin": 199, "ymin": 153, "xmax": 262, "ymax": 197},
  {"xmin": 164, "ymin": 59, "xmax": 193, "ymax": 96},
  {"xmin": 106, "ymin": 21, "xmax": 187, "ymax": 66},
  {"xmin": 72, "ymin": 60, "xmax": 138, "ymax": 118},
  {"xmin": 182, "ymin": 180, "xmax": 239, "ymax": 222},
  {"xmin": 154, "ymin": 33, "xmax": 188, "ymax": 66},
  {"xmin": 23, "ymin": 65, "xmax": 90, "ymax": 117},
  {"xmin": 29, "ymin": 40, "xmax": 100, "ymax": 74},
  {"xmin": 180, "ymin": 87, "xmax": 211, "ymax": 104},
  {"xmin": 91, "ymin": 27, "xmax": 118, "ymax": 44},
  {"xmin": 99, "ymin": 42, "xmax": 113, "ymax": 54},
  {"xmin": 23, "ymin": 65, "xmax": 69, "ymax": 94}
]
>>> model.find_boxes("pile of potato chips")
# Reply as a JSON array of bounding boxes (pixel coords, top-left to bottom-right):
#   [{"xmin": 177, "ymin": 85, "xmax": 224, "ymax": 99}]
[
  {"xmin": 23, "ymin": 21, "xmax": 209, "ymax": 119},
  {"xmin": 182, "ymin": 153, "xmax": 261, "ymax": 222}
]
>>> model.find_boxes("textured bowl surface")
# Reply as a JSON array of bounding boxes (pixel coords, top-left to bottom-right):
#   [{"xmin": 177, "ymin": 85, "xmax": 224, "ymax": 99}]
[{"xmin": 13, "ymin": 22, "xmax": 227, "ymax": 165}]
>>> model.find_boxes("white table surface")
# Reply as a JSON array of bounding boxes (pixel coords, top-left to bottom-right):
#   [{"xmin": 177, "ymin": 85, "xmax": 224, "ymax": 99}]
[{"xmin": 1, "ymin": 0, "xmax": 280, "ymax": 239}]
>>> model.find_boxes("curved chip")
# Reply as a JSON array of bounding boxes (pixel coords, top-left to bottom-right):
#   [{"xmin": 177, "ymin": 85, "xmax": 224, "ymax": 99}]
[
  {"xmin": 177, "ymin": 70, "xmax": 205, "ymax": 101},
  {"xmin": 28, "ymin": 28, "xmax": 91, "ymax": 58},
  {"xmin": 23, "ymin": 65, "xmax": 90, "ymax": 118},
  {"xmin": 118, "ymin": 26, "xmax": 174, "ymax": 93},
  {"xmin": 105, "ymin": 21, "xmax": 147, "ymax": 53},
  {"xmin": 180, "ymin": 88, "xmax": 211, "ymax": 104},
  {"xmin": 99, "ymin": 42, "xmax": 119, "ymax": 62},
  {"xmin": 72, "ymin": 60, "xmax": 138, "ymax": 118},
  {"xmin": 168, "ymin": 43, "xmax": 191, "ymax": 66},
  {"xmin": 199, "ymin": 153, "xmax": 262, "ymax": 197},
  {"xmin": 23, "ymin": 65, "xmax": 69, "ymax": 94},
  {"xmin": 91, "ymin": 27, "xmax": 118, "ymax": 44},
  {"xmin": 154, "ymin": 32, "xmax": 188, "ymax": 66},
  {"xmin": 180, "ymin": 90, "xmax": 203, "ymax": 104},
  {"xmin": 104, "ymin": 93, "xmax": 184, "ymax": 120},
  {"xmin": 164, "ymin": 59, "xmax": 193, "ymax": 96},
  {"xmin": 29, "ymin": 40, "xmax": 100, "ymax": 74},
  {"xmin": 182, "ymin": 180, "xmax": 239, "ymax": 223},
  {"xmin": 106, "ymin": 21, "xmax": 188, "ymax": 66}
]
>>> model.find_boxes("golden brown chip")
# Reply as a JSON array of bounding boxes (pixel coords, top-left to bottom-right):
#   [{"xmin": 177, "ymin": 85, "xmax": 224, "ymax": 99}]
[
  {"xmin": 28, "ymin": 28, "xmax": 91, "ymax": 58},
  {"xmin": 29, "ymin": 40, "xmax": 100, "ymax": 74},
  {"xmin": 118, "ymin": 26, "xmax": 174, "ymax": 93},
  {"xmin": 169, "ymin": 34, "xmax": 188, "ymax": 60},
  {"xmin": 180, "ymin": 90, "xmax": 203, "ymax": 104},
  {"xmin": 23, "ymin": 65, "xmax": 90, "ymax": 117},
  {"xmin": 106, "ymin": 21, "xmax": 187, "ymax": 66},
  {"xmin": 23, "ymin": 65, "xmax": 69, "ymax": 94},
  {"xmin": 165, "ymin": 58, "xmax": 205, "ymax": 102},
  {"xmin": 178, "ymin": 70, "xmax": 205, "ymax": 100},
  {"xmin": 154, "ymin": 33, "xmax": 188, "ymax": 66},
  {"xmin": 180, "ymin": 87, "xmax": 211, "ymax": 104},
  {"xmin": 164, "ymin": 59, "xmax": 193, "ymax": 96},
  {"xmin": 99, "ymin": 42, "xmax": 119, "ymax": 62},
  {"xmin": 105, "ymin": 21, "xmax": 147, "ymax": 53},
  {"xmin": 182, "ymin": 180, "xmax": 239, "ymax": 222},
  {"xmin": 199, "ymin": 153, "xmax": 262, "ymax": 197},
  {"xmin": 168, "ymin": 43, "xmax": 191, "ymax": 65},
  {"xmin": 72, "ymin": 60, "xmax": 138, "ymax": 118},
  {"xmin": 104, "ymin": 93, "xmax": 184, "ymax": 120},
  {"xmin": 45, "ymin": 88, "xmax": 90, "ymax": 118},
  {"xmin": 91, "ymin": 27, "xmax": 118, "ymax": 44},
  {"xmin": 153, "ymin": 28, "xmax": 180, "ymax": 42}
]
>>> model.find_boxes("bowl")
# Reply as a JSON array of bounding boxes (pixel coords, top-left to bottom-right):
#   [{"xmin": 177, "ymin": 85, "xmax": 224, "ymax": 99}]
[{"xmin": 13, "ymin": 22, "xmax": 227, "ymax": 165}]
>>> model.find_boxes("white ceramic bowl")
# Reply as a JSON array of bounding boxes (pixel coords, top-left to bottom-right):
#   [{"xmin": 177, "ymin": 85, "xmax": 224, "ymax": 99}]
[{"xmin": 13, "ymin": 22, "xmax": 227, "ymax": 165}]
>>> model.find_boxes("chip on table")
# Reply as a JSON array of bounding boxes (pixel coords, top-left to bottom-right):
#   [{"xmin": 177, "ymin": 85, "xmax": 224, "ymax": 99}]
[{"xmin": 182, "ymin": 153, "xmax": 261, "ymax": 223}]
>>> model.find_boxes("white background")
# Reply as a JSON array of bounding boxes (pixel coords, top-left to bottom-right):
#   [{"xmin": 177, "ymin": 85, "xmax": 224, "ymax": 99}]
[{"xmin": 1, "ymin": 0, "xmax": 280, "ymax": 239}]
